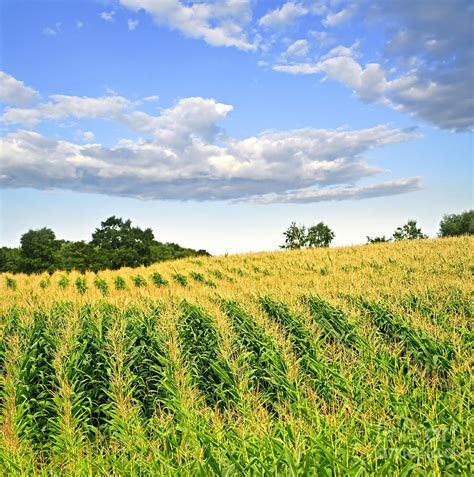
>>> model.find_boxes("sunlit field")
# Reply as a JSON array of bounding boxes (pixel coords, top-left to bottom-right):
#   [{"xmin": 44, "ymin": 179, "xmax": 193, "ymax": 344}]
[{"xmin": 0, "ymin": 237, "xmax": 472, "ymax": 475}]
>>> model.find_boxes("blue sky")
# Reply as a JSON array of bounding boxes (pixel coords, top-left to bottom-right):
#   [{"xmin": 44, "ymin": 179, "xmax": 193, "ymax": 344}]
[{"xmin": 0, "ymin": 0, "xmax": 472, "ymax": 254}]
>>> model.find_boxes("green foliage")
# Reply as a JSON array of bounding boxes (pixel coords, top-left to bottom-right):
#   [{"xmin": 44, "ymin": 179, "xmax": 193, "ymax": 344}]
[
  {"xmin": 281, "ymin": 221, "xmax": 335, "ymax": 249},
  {"xmin": 58, "ymin": 275, "xmax": 69, "ymax": 289},
  {"xmin": 150, "ymin": 271, "xmax": 168, "ymax": 287},
  {"xmin": 39, "ymin": 276, "xmax": 50, "ymax": 289},
  {"xmin": 306, "ymin": 222, "xmax": 335, "ymax": 248},
  {"xmin": 75, "ymin": 276, "xmax": 87, "ymax": 294},
  {"xmin": 439, "ymin": 210, "xmax": 474, "ymax": 237},
  {"xmin": 281, "ymin": 222, "xmax": 307, "ymax": 249},
  {"xmin": 20, "ymin": 228, "xmax": 61, "ymax": 273},
  {"xmin": 260, "ymin": 297, "xmax": 348, "ymax": 400},
  {"xmin": 172, "ymin": 273, "xmax": 188, "ymax": 287},
  {"xmin": 5, "ymin": 276, "xmax": 17, "ymax": 290},
  {"xmin": 93, "ymin": 277, "xmax": 109, "ymax": 296},
  {"xmin": 131, "ymin": 275, "xmax": 147, "ymax": 287},
  {"xmin": 367, "ymin": 235, "xmax": 391, "ymax": 244},
  {"xmin": 15, "ymin": 313, "xmax": 57, "ymax": 447},
  {"xmin": 114, "ymin": 276, "xmax": 127, "ymax": 290},
  {"xmin": 356, "ymin": 299, "xmax": 454, "ymax": 374},
  {"xmin": 393, "ymin": 220, "xmax": 427, "ymax": 241},
  {"xmin": 305, "ymin": 297, "xmax": 361, "ymax": 349},
  {"xmin": 221, "ymin": 300, "xmax": 296, "ymax": 411},
  {"xmin": 0, "ymin": 247, "xmax": 21, "ymax": 273},
  {"xmin": 178, "ymin": 302, "xmax": 239, "ymax": 408},
  {"xmin": 91, "ymin": 216, "xmax": 156, "ymax": 270}
]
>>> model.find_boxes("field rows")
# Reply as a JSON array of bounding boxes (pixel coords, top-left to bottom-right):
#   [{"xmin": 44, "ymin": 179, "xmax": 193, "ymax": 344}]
[{"xmin": 0, "ymin": 237, "xmax": 472, "ymax": 475}]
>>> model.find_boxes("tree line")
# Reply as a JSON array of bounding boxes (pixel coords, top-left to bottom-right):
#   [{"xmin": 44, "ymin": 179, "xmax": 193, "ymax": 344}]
[
  {"xmin": 0, "ymin": 216, "xmax": 210, "ymax": 274},
  {"xmin": 281, "ymin": 210, "xmax": 473, "ymax": 249}
]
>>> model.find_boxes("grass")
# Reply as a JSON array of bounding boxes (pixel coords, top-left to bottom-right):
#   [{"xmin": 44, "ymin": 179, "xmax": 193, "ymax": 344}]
[{"xmin": 0, "ymin": 236, "xmax": 472, "ymax": 475}]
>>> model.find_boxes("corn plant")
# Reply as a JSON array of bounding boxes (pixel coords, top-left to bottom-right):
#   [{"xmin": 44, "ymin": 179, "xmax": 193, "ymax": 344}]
[
  {"xmin": 172, "ymin": 273, "xmax": 188, "ymax": 287},
  {"xmin": 75, "ymin": 276, "xmax": 87, "ymax": 294},
  {"xmin": 58, "ymin": 275, "xmax": 69, "ymax": 289},
  {"xmin": 93, "ymin": 277, "xmax": 109, "ymax": 296},
  {"xmin": 5, "ymin": 276, "xmax": 17, "ymax": 290},
  {"xmin": 178, "ymin": 301, "xmax": 239, "ymax": 409},
  {"xmin": 114, "ymin": 276, "xmax": 127, "ymax": 290},
  {"xmin": 151, "ymin": 271, "xmax": 168, "ymax": 287},
  {"xmin": 131, "ymin": 275, "xmax": 147, "ymax": 287}
]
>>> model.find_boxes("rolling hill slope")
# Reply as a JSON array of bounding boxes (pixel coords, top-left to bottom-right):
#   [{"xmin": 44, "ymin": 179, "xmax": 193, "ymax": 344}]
[{"xmin": 0, "ymin": 237, "xmax": 472, "ymax": 475}]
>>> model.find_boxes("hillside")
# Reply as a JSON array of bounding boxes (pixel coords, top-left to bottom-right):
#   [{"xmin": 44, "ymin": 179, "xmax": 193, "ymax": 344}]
[{"xmin": 0, "ymin": 237, "xmax": 472, "ymax": 475}]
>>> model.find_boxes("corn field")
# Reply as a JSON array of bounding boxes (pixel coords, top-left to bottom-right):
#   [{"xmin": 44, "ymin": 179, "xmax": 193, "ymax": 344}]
[{"xmin": 0, "ymin": 237, "xmax": 472, "ymax": 475}]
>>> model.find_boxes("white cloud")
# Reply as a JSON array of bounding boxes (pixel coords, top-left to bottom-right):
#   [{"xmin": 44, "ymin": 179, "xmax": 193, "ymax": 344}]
[
  {"xmin": 244, "ymin": 177, "xmax": 423, "ymax": 204},
  {"xmin": 83, "ymin": 131, "xmax": 95, "ymax": 141},
  {"xmin": 128, "ymin": 19, "xmax": 139, "ymax": 31},
  {"xmin": 120, "ymin": 0, "xmax": 256, "ymax": 50},
  {"xmin": 143, "ymin": 95, "xmax": 160, "ymax": 102},
  {"xmin": 323, "ymin": 5, "xmax": 355, "ymax": 27},
  {"xmin": 258, "ymin": 2, "xmax": 308, "ymax": 28},
  {"xmin": 0, "ymin": 101, "xmax": 420, "ymax": 202},
  {"xmin": 1, "ymin": 94, "xmax": 132, "ymax": 126},
  {"xmin": 100, "ymin": 11, "xmax": 115, "ymax": 22},
  {"xmin": 77, "ymin": 21, "xmax": 83, "ymax": 29},
  {"xmin": 285, "ymin": 39, "xmax": 310, "ymax": 58},
  {"xmin": 0, "ymin": 72, "xmax": 422, "ymax": 202},
  {"xmin": 0, "ymin": 71, "xmax": 38, "ymax": 106}
]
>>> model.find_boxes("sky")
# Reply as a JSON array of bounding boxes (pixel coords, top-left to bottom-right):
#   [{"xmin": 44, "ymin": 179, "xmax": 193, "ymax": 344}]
[{"xmin": 0, "ymin": 0, "xmax": 472, "ymax": 254}]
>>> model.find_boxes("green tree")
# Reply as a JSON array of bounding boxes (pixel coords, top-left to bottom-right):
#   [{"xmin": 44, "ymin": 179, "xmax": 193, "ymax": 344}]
[
  {"xmin": 306, "ymin": 222, "xmax": 335, "ymax": 248},
  {"xmin": 281, "ymin": 221, "xmax": 335, "ymax": 249},
  {"xmin": 90, "ymin": 216, "xmax": 155, "ymax": 270},
  {"xmin": 438, "ymin": 210, "xmax": 474, "ymax": 237},
  {"xmin": 281, "ymin": 222, "xmax": 307, "ymax": 249},
  {"xmin": 19, "ymin": 228, "xmax": 60, "ymax": 273},
  {"xmin": 393, "ymin": 220, "xmax": 427, "ymax": 241},
  {"xmin": 0, "ymin": 247, "xmax": 22, "ymax": 273},
  {"xmin": 366, "ymin": 236, "xmax": 391, "ymax": 244},
  {"xmin": 60, "ymin": 241, "xmax": 96, "ymax": 272}
]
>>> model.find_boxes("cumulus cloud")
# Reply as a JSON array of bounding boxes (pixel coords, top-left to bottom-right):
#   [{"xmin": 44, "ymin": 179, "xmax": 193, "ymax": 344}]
[
  {"xmin": 258, "ymin": 2, "xmax": 308, "ymax": 28},
  {"xmin": 0, "ymin": 70, "xmax": 422, "ymax": 203},
  {"xmin": 1, "ymin": 94, "xmax": 132, "ymax": 126},
  {"xmin": 0, "ymin": 102, "xmax": 420, "ymax": 202},
  {"xmin": 0, "ymin": 71, "xmax": 38, "ymax": 106},
  {"xmin": 119, "ymin": 0, "xmax": 256, "ymax": 50},
  {"xmin": 273, "ymin": 0, "xmax": 474, "ymax": 131},
  {"xmin": 244, "ymin": 177, "xmax": 422, "ymax": 204}
]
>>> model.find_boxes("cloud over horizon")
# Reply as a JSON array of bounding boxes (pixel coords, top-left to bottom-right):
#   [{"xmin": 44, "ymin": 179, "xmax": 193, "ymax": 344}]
[{"xmin": 0, "ymin": 71, "xmax": 422, "ymax": 203}]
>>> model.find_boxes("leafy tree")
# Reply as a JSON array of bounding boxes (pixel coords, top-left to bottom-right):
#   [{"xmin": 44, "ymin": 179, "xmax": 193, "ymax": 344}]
[
  {"xmin": 438, "ymin": 210, "xmax": 474, "ymax": 237},
  {"xmin": 20, "ymin": 228, "xmax": 60, "ymax": 273},
  {"xmin": 60, "ymin": 241, "xmax": 96, "ymax": 272},
  {"xmin": 306, "ymin": 222, "xmax": 335, "ymax": 248},
  {"xmin": 281, "ymin": 222, "xmax": 307, "ymax": 249},
  {"xmin": 366, "ymin": 236, "xmax": 391, "ymax": 244},
  {"xmin": 90, "ymin": 216, "xmax": 155, "ymax": 270},
  {"xmin": 0, "ymin": 247, "xmax": 21, "ymax": 273},
  {"xmin": 281, "ymin": 221, "xmax": 335, "ymax": 249},
  {"xmin": 393, "ymin": 220, "xmax": 427, "ymax": 241}
]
